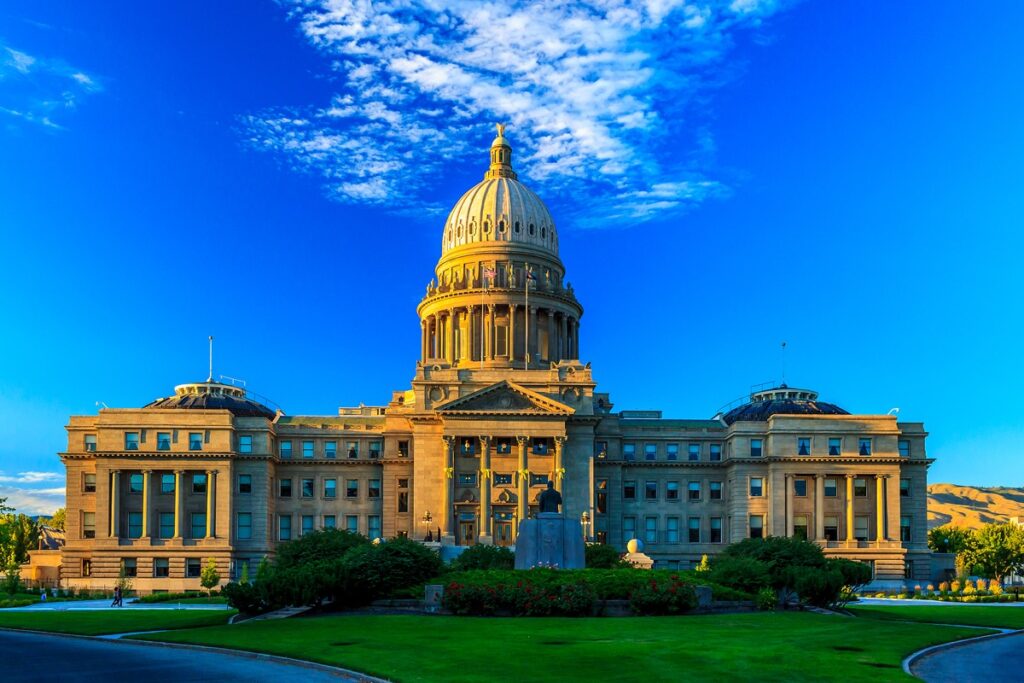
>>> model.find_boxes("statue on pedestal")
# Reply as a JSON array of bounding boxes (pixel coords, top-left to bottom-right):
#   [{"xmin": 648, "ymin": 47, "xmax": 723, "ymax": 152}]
[
  {"xmin": 514, "ymin": 482, "xmax": 584, "ymax": 570},
  {"xmin": 538, "ymin": 481, "xmax": 562, "ymax": 513}
]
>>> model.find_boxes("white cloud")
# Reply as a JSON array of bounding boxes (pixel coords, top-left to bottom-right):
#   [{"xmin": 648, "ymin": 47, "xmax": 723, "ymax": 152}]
[
  {"xmin": 0, "ymin": 485, "xmax": 66, "ymax": 517},
  {"xmin": 0, "ymin": 42, "xmax": 102, "ymax": 130},
  {"xmin": 0, "ymin": 471, "xmax": 63, "ymax": 484}
]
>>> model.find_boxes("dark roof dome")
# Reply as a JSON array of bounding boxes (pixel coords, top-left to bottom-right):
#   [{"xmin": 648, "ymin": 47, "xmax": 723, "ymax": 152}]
[
  {"xmin": 720, "ymin": 385, "xmax": 848, "ymax": 426},
  {"xmin": 145, "ymin": 380, "xmax": 277, "ymax": 419}
]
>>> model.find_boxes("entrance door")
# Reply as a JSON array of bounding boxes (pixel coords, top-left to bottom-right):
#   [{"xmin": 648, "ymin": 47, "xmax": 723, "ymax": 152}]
[
  {"xmin": 459, "ymin": 520, "xmax": 477, "ymax": 546},
  {"xmin": 495, "ymin": 522, "xmax": 513, "ymax": 546}
]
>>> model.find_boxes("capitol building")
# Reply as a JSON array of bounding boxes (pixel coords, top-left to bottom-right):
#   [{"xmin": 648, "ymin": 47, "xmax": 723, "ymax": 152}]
[{"xmin": 59, "ymin": 127, "xmax": 933, "ymax": 591}]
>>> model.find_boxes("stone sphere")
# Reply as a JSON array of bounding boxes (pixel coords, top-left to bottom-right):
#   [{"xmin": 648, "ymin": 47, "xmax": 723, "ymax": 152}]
[{"xmin": 626, "ymin": 538, "xmax": 644, "ymax": 554}]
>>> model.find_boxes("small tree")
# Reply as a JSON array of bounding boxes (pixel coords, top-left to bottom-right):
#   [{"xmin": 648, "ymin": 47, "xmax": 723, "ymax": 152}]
[
  {"xmin": 695, "ymin": 554, "xmax": 711, "ymax": 573},
  {"xmin": 239, "ymin": 561, "xmax": 249, "ymax": 585},
  {"xmin": 115, "ymin": 563, "xmax": 133, "ymax": 597},
  {"xmin": 3, "ymin": 562, "xmax": 22, "ymax": 595},
  {"xmin": 201, "ymin": 558, "xmax": 221, "ymax": 595},
  {"xmin": 968, "ymin": 523, "xmax": 1024, "ymax": 582}
]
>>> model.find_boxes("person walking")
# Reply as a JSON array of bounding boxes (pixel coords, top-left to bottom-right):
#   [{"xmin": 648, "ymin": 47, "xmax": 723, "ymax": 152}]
[{"xmin": 111, "ymin": 585, "xmax": 122, "ymax": 608}]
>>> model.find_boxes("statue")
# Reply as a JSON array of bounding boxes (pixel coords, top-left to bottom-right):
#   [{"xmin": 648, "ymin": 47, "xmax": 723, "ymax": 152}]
[
  {"xmin": 505, "ymin": 262, "xmax": 515, "ymax": 287},
  {"xmin": 538, "ymin": 481, "xmax": 562, "ymax": 513}
]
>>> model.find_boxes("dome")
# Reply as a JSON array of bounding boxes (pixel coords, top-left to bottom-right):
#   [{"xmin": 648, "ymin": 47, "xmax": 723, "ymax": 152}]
[
  {"xmin": 720, "ymin": 385, "xmax": 848, "ymax": 426},
  {"xmin": 144, "ymin": 380, "xmax": 277, "ymax": 419},
  {"xmin": 441, "ymin": 124, "xmax": 558, "ymax": 257}
]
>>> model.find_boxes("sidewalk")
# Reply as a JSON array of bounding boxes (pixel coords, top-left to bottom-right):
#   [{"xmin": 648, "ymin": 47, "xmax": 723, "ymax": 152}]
[{"xmin": 4, "ymin": 599, "xmax": 231, "ymax": 612}]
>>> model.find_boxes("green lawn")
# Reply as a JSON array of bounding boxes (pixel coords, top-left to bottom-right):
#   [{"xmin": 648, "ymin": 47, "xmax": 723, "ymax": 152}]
[
  {"xmin": 851, "ymin": 604, "xmax": 1024, "ymax": 630},
  {"xmin": 0, "ymin": 609, "xmax": 234, "ymax": 636},
  {"xmin": 135, "ymin": 612, "xmax": 986, "ymax": 682}
]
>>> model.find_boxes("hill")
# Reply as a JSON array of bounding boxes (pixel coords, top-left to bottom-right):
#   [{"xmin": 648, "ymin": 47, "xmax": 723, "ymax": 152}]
[{"xmin": 928, "ymin": 483, "xmax": 1024, "ymax": 529}]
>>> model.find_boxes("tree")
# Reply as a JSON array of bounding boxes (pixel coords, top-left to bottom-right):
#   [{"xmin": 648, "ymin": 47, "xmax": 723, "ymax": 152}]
[
  {"xmin": 43, "ymin": 508, "xmax": 66, "ymax": 531},
  {"xmin": 115, "ymin": 563, "xmax": 133, "ymax": 597},
  {"xmin": 965, "ymin": 523, "xmax": 1024, "ymax": 582},
  {"xmin": 695, "ymin": 554, "xmax": 711, "ymax": 573},
  {"xmin": 0, "ymin": 511, "xmax": 39, "ymax": 568},
  {"xmin": 928, "ymin": 525, "xmax": 975, "ymax": 554},
  {"xmin": 201, "ymin": 558, "xmax": 221, "ymax": 595}
]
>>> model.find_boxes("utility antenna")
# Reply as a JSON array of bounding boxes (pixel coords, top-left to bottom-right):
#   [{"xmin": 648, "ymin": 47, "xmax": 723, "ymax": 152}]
[
  {"xmin": 780, "ymin": 341, "xmax": 787, "ymax": 384},
  {"xmin": 208, "ymin": 335, "xmax": 214, "ymax": 382}
]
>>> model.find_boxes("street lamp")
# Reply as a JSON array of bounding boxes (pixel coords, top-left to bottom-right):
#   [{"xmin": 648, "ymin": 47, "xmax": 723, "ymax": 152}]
[{"xmin": 580, "ymin": 511, "xmax": 591, "ymax": 541}]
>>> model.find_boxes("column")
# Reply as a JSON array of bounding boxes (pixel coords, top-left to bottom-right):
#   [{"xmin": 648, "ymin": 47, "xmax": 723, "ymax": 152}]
[
  {"xmin": 141, "ymin": 470, "xmax": 151, "ymax": 538},
  {"xmin": 814, "ymin": 475, "xmax": 824, "ymax": 540},
  {"xmin": 559, "ymin": 313, "xmax": 568, "ymax": 360},
  {"xmin": 516, "ymin": 436, "xmax": 529, "ymax": 524},
  {"xmin": 573, "ymin": 318, "xmax": 580, "ymax": 358},
  {"xmin": 442, "ymin": 436, "xmax": 455, "ymax": 539},
  {"xmin": 785, "ymin": 474, "xmax": 794, "ymax": 537},
  {"xmin": 554, "ymin": 436, "xmax": 566, "ymax": 484},
  {"xmin": 445, "ymin": 309, "xmax": 455, "ymax": 362},
  {"xmin": 876, "ymin": 474, "xmax": 887, "ymax": 541},
  {"xmin": 421, "ymin": 320, "xmax": 428, "ymax": 361},
  {"xmin": 206, "ymin": 470, "xmax": 216, "ymax": 538},
  {"xmin": 528, "ymin": 306, "xmax": 538, "ymax": 365},
  {"xmin": 508, "ymin": 304, "xmax": 516, "ymax": 361},
  {"xmin": 845, "ymin": 474, "xmax": 855, "ymax": 542},
  {"xmin": 547, "ymin": 310, "xmax": 556, "ymax": 360},
  {"xmin": 174, "ymin": 470, "xmax": 184, "ymax": 538},
  {"xmin": 485, "ymin": 305, "xmax": 494, "ymax": 361},
  {"xmin": 479, "ymin": 436, "xmax": 492, "ymax": 541},
  {"xmin": 460, "ymin": 306, "xmax": 474, "ymax": 362},
  {"xmin": 109, "ymin": 470, "xmax": 120, "ymax": 537}
]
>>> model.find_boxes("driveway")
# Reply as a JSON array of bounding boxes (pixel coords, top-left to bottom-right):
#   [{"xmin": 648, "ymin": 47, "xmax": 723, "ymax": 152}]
[
  {"xmin": 913, "ymin": 631, "xmax": 1024, "ymax": 682},
  {"xmin": 0, "ymin": 629, "xmax": 360, "ymax": 682}
]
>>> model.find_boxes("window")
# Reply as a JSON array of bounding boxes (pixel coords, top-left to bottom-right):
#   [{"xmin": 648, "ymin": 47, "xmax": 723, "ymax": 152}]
[
  {"xmin": 797, "ymin": 437, "xmax": 810, "ymax": 456},
  {"xmin": 666, "ymin": 481, "xmax": 679, "ymax": 501},
  {"xmin": 368, "ymin": 515, "xmax": 382, "ymax": 540},
  {"xmin": 368, "ymin": 479, "xmax": 381, "ymax": 499},
  {"xmin": 189, "ymin": 432, "xmax": 203, "ymax": 451},
  {"xmin": 666, "ymin": 516, "xmax": 680, "ymax": 543},
  {"xmin": 192, "ymin": 473, "xmax": 207, "ymax": 494},
  {"xmin": 82, "ymin": 559, "xmax": 92, "ymax": 577},
  {"xmin": 370, "ymin": 441, "xmax": 382, "ymax": 459},
  {"xmin": 186, "ymin": 558, "xmax": 201, "ymax": 578},
  {"xmin": 398, "ymin": 440, "xmax": 410, "ymax": 457},
  {"xmin": 398, "ymin": 491, "xmax": 409, "ymax": 513},
  {"xmin": 828, "ymin": 438, "xmax": 842, "ymax": 456},
  {"xmin": 302, "ymin": 515, "xmax": 315, "ymax": 536},
  {"xmin": 159, "ymin": 513, "xmax": 174, "ymax": 539},
  {"xmin": 532, "ymin": 439, "xmax": 549, "ymax": 455},
  {"xmin": 154, "ymin": 558, "xmax": 169, "ymax": 578},
  {"xmin": 854, "ymin": 478, "xmax": 867, "ymax": 497},
  {"xmin": 666, "ymin": 443, "xmax": 679, "ymax": 461},
  {"xmin": 688, "ymin": 517, "xmax": 701, "ymax": 543},
  {"xmin": 279, "ymin": 440, "xmax": 293, "ymax": 459},
  {"xmin": 458, "ymin": 473, "xmax": 478, "ymax": 486},
  {"xmin": 160, "ymin": 474, "xmax": 174, "ymax": 494},
  {"xmin": 83, "ymin": 473, "xmax": 96, "ymax": 493},
  {"xmin": 301, "ymin": 478, "xmax": 314, "ymax": 498},
  {"xmin": 347, "ymin": 441, "xmax": 359, "ymax": 458},
  {"xmin": 900, "ymin": 478, "xmax": 911, "ymax": 497},
  {"xmin": 710, "ymin": 443, "xmax": 722, "ymax": 461},
  {"xmin": 623, "ymin": 443, "xmax": 636, "ymax": 461},
  {"xmin": 128, "ymin": 473, "xmax": 143, "ymax": 494},
  {"xmin": 898, "ymin": 439, "xmax": 910, "ymax": 457},
  {"xmin": 530, "ymin": 473, "xmax": 549, "ymax": 487},
  {"xmin": 709, "ymin": 481, "xmax": 723, "ymax": 500},
  {"xmin": 750, "ymin": 439, "xmax": 762, "ymax": 457},
  {"xmin": 84, "ymin": 434, "xmax": 97, "ymax": 452},
  {"xmin": 900, "ymin": 516, "xmax": 912, "ymax": 542},
  {"xmin": 793, "ymin": 515, "xmax": 808, "ymax": 539},
  {"xmin": 854, "ymin": 515, "xmax": 869, "ymax": 541},
  {"xmin": 749, "ymin": 515, "xmax": 764, "ymax": 539},
  {"xmin": 594, "ymin": 440, "xmax": 608, "ymax": 459},
  {"xmin": 596, "ymin": 479, "xmax": 608, "ymax": 514},
  {"xmin": 644, "ymin": 516, "xmax": 658, "ymax": 544},
  {"xmin": 460, "ymin": 439, "xmax": 476, "ymax": 456},
  {"xmin": 238, "ymin": 474, "xmax": 252, "ymax": 494},
  {"xmin": 82, "ymin": 511, "xmax": 96, "ymax": 539},
  {"xmin": 279, "ymin": 478, "xmax": 292, "ymax": 498},
  {"xmin": 643, "ymin": 443, "xmax": 656, "ymax": 461},
  {"xmin": 346, "ymin": 479, "xmax": 359, "ymax": 498},
  {"xmin": 645, "ymin": 481, "xmax": 658, "ymax": 500},
  {"xmin": 122, "ymin": 558, "xmax": 137, "ymax": 578},
  {"xmin": 324, "ymin": 515, "xmax": 336, "ymax": 529},
  {"xmin": 191, "ymin": 513, "xmax": 206, "ymax": 539},
  {"xmin": 710, "ymin": 517, "xmax": 722, "ymax": 543},
  {"xmin": 279, "ymin": 515, "xmax": 292, "ymax": 541},
  {"xmin": 824, "ymin": 515, "xmax": 838, "ymax": 541},
  {"xmin": 325, "ymin": 441, "xmax": 337, "ymax": 458},
  {"xmin": 824, "ymin": 478, "xmax": 837, "ymax": 497},
  {"xmin": 688, "ymin": 481, "xmax": 701, "ymax": 501},
  {"xmin": 239, "ymin": 435, "xmax": 253, "ymax": 453},
  {"xmin": 749, "ymin": 477, "xmax": 763, "ymax": 497},
  {"xmin": 494, "ymin": 473, "xmax": 513, "ymax": 486},
  {"xmin": 324, "ymin": 479, "xmax": 337, "ymax": 499},
  {"xmin": 157, "ymin": 432, "xmax": 171, "ymax": 451},
  {"xmin": 237, "ymin": 512, "xmax": 252, "ymax": 540},
  {"xmin": 859, "ymin": 438, "xmax": 872, "ymax": 456},
  {"xmin": 688, "ymin": 443, "xmax": 700, "ymax": 461},
  {"xmin": 125, "ymin": 432, "xmax": 139, "ymax": 450},
  {"xmin": 794, "ymin": 479, "xmax": 807, "ymax": 497},
  {"xmin": 623, "ymin": 516, "xmax": 636, "ymax": 540},
  {"xmin": 346, "ymin": 515, "xmax": 359, "ymax": 534},
  {"xmin": 302, "ymin": 440, "xmax": 314, "ymax": 459},
  {"xmin": 623, "ymin": 481, "xmax": 636, "ymax": 500}
]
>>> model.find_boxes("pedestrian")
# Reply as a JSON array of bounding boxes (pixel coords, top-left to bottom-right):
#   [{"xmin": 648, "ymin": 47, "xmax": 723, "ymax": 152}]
[
  {"xmin": 111, "ymin": 585, "xmax": 121, "ymax": 608},
  {"xmin": 40, "ymin": 591, "xmax": 47, "ymax": 603}
]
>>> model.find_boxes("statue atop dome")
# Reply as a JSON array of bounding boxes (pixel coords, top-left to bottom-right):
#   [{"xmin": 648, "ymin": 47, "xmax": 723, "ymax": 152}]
[{"xmin": 496, "ymin": 122, "xmax": 505, "ymax": 137}]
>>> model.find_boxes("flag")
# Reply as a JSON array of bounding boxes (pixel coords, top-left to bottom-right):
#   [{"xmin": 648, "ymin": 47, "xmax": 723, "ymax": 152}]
[
  {"xmin": 483, "ymin": 266, "xmax": 496, "ymax": 278},
  {"xmin": 525, "ymin": 268, "xmax": 537, "ymax": 282}
]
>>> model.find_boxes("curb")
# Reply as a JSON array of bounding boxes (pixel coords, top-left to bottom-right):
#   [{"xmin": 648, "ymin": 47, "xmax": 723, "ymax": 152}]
[{"xmin": 902, "ymin": 628, "xmax": 1023, "ymax": 678}]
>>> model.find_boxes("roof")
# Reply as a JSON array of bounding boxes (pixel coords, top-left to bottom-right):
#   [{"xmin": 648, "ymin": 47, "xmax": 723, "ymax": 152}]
[
  {"xmin": 721, "ymin": 385, "xmax": 848, "ymax": 425},
  {"xmin": 144, "ymin": 380, "xmax": 277, "ymax": 419}
]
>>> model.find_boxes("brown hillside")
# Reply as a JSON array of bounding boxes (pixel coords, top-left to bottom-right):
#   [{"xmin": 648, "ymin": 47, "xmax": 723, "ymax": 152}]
[{"xmin": 928, "ymin": 483, "xmax": 1024, "ymax": 529}]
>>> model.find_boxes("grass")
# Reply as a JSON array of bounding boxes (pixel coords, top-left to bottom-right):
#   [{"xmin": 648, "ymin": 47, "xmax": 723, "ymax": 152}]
[
  {"xmin": 135, "ymin": 612, "xmax": 987, "ymax": 682},
  {"xmin": 0, "ymin": 609, "xmax": 234, "ymax": 636},
  {"xmin": 851, "ymin": 604, "xmax": 1024, "ymax": 630}
]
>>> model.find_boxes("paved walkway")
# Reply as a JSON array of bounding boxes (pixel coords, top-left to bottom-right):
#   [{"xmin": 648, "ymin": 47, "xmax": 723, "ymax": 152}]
[
  {"xmin": 913, "ymin": 631, "xmax": 1024, "ymax": 682},
  {"xmin": 5, "ymin": 599, "xmax": 230, "ymax": 611},
  {"xmin": 857, "ymin": 598, "xmax": 1024, "ymax": 607}
]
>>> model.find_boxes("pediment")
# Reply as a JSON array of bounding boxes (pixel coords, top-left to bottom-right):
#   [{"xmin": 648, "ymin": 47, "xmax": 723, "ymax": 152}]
[{"xmin": 436, "ymin": 380, "xmax": 574, "ymax": 415}]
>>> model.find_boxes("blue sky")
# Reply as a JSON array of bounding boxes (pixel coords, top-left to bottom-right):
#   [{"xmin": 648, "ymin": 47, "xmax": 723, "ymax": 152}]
[{"xmin": 1, "ymin": 1, "xmax": 1022, "ymax": 515}]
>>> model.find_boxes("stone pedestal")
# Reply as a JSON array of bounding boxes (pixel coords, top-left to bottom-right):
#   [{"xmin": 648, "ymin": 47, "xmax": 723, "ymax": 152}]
[
  {"xmin": 514, "ymin": 513, "xmax": 585, "ymax": 570},
  {"xmin": 624, "ymin": 552, "xmax": 654, "ymax": 570}
]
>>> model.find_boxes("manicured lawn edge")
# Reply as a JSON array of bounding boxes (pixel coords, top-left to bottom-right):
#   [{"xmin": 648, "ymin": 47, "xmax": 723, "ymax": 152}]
[{"xmin": 0, "ymin": 610, "xmax": 235, "ymax": 636}]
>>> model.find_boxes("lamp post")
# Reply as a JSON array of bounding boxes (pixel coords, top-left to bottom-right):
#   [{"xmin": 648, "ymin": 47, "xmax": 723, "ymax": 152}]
[
  {"xmin": 421, "ymin": 511, "xmax": 433, "ymax": 541},
  {"xmin": 580, "ymin": 511, "xmax": 591, "ymax": 541}
]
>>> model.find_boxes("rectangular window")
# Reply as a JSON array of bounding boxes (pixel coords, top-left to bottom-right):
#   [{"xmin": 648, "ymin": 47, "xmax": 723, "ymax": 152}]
[
  {"xmin": 749, "ymin": 515, "xmax": 764, "ymax": 539},
  {"xmin": 159, "ymin": 512, "xmax": 174, "ymax": 539},
  {"xmin": 82, "ymin": 511, "xmax": 96, "ymax": 539},
  {"xmin": 122, "ymin": 558, "xmax": 137, "ymax": 578},
  {"xmin": 898, "ymin": 439, "xmax": 910, "ymax": 457},
  {"xmin": 750, "ymin": 439, "xmax": 762, "ymax": 457},
  {"xmin": 301, "ymin": 479, "xmax": 314, "ymax": 498},
  {"xmin": 666, "ymin": 481, "xmax": 679, "ymax": 501},
  {"xmin": 710, "ymin": 443, "xmax": 722, "ymax": 461},
  {"xmin": 157, "ymin": 432, "xmax": 171, "ymax": 451},
  {"xmin": 346, "ymin": 479, "xmax": 359, "ymax": 498},
  {"xmin": 398, "ymin": 491, "xmax": 409, "ymax": 513},
  {"xmin": 496, "ymin": 438, "xmax": 513, "ymax": 455},
  {"xmin": 279, "ymin": 478, "xmax": 292, "ymax": 498},
  {"xmin": 594, "ymin": 440, "xmax": 608, "ymax": 459},
  {"xmin": 124, "ymin": 432, "xmax": 139, "ymax": 450},
  {"xmin": 710, "ymin": 517, "xmax": 722, "ymax": 543},
  {"xmin": 279, "ymin": 440, "xmax": 292, "ymax": 459},
  {"xmin": 460, "ymin": 439, "xmax": 476, "ymax": 456},
  {"xmin": 688, "ymin": 443, "xmax": 700, "ymax": 461},
  {"xmin": 189, "ymin": 432, "xmax": 203, "ymax": 451},
  {"xmin": 824, "ymin": 478, "xmax": 837, "ymax": 497},
  {"xmin": 749, "ymin": 477, "xmax": 763, "ymax": 497},
  {"xmin": 824, "ymin": 515, "xmax": 839, "ymax": 541},
  {"xmin": 828, "ymin": 438, "xmax": 842, "ymax": 456},
  {"xmin": 347, "ymin": 441, "xmax": 359, "ymax": 458},
  {"xmin": 239, "ymin": 435, "xmax": 253, "ymax": 453},
  {"xmin": 370, "ymin": 441, "xmax": 382, "ymax": 459},
  {"xmin": 688, "ymin": 517, "xmax": 701, "ymax": 543},
  {"xmin": 398, "ymin": 440, "xmax": 410, "ymax": 457},
  {"xmin": 644, "ymin": 443, "xmax": 657, "ymax": 461},
  {"xmin": 859, "ymin": 438, "xmax": 872, "ymax": 456},
  {"xmin": 900, "ymin": 478, "xmax": 911, "ymax": 497},
  {"xmin": 710, "ymin": 481, "xmax": 723, "ymax": 500},
  {"xmin": 900, "ymin": 516, "xmax": 912, "ymax": 542},
  {"xmin": 458, "ymin": 473, "xmax": 478, "ymax": 486},
  {"xmin": 324, "ymin": 515, "xmax": 336, "ymax": 529},
  {"xmin": 494, "ymin": 473, "xmax": 513, "ymax": 486},
  {"xmin": 645, "ymin": 481, "xmax": 658, "ymax": 500},
  {"xmin": 160, "ymin": 474, "xmax": 174, "ymax": 494},
  {"xmin": 531, "ymin": 439, "xmax": 549, "ymax": 455},
  {"xmin": 665, "ymin": 443, "xmax": 678, "ymax": 461},
  {"xmin": 854, "ymin": 478, "xmax": 867, "ymax": 497},
  {"xmin": 302, "ymin": 440, "xmax": 315, "ymax": 459},
  {"xmin": 82, "ymin": 559, "xmax": 93, "ymax": 577},
  {"xmin": 688, "ymin": 481, "xmax": 701, "ymax": 501},
  {"xmin": 279, "ymin": 515, "xmax": 292, "ymax": 541},
  {"xmin": 192, "ymin": 473, "xmax": 207, "ymax": 494},
  {"xmin": 368, "ymin": 479, "xmax": 381, "ymax": 498},
  {"xmin": 302, "ymin": 515, "xmax": 314, "ymax": 536},
  {"xmin": 154, "ymin": 558, "xmax": 169, "ymax": 578},
  {"xmin": 794, "ymin": 479, "xmax": 807, "ymax": 497},
  {"xmin": 793, "ymin": 515, "xmax": 808, "ymax": 540},
  {"xmin": 346, "ymin": 515, "xmax": 359, "ymax": 534},
  {"xmin": 323, "ymin": 478, "xmax": 337, "ymax": 499},
  {"xmin": 325, "ymin": 441, "xmax": 337, "ymax": 458},
  {"xmin": 368, "ymin": 515, "xmax": 382, "ymax": 540},
  {"xmin": 797, "ymin": 437, "xmax": 810, "ymax": 456},
  {"xmin": 238, "ymin": 474, "xmax": 252, "ymax": 494},
  {"xmin": 855, "ymin": 515, "xmax": 869, "ymax": 541},
  {"xmin": 623, "ymin": 480, "xmax": 636, "ymax": 500},
  {"xmin": 84, "ymin": 434, "xmax": 97, "ymax": 452},
  {"xmin": 186, "ymin": 558, "xmax": 201, "ymax": 578},
  {"xmin": 596, "ymin": 479, "xmax": 608, "ymax": 514},
  {"xmin": 666, "ymin": 516, "xmax": 680, "ymax": 543},
  {"xmin": 623, "ymin": 516, "xmax": 636, "ymax": 540},
  {"xmin": 530, "ymin": 473, "xmax": 549, "ymax": 487},
  {"xmin": 191, "ymin": 513, "xmax": 206, "ymax": 539},
  {"xmin": 623, "ymin": 443, "xmax": 636, "ymax": 461},
  {"xmin": 83, "ymin": 473, "xmax": 97, "ymax": 493},
  {"xmin": 237, "ymin": 512, "xmax": 252, "ymax": 540},
  {"xmin": 129, "ymin": 473, "xmax": 144, "ymax": 494},
  {"xmin": 644, "ymin": 516, "xmax": 658, "ymax": 544}
]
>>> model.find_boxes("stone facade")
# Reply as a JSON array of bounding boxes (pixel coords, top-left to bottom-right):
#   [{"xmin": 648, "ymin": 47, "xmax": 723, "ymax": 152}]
[{"xmin": 58, "ymin": 127, "xmax": 932, "ymax": 590}]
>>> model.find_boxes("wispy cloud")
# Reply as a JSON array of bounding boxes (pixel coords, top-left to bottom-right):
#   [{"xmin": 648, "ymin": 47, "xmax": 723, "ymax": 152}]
[
  {"xmin": 0, "ymin": 43, "xmax": 103, "ymax": 130},
  {"xmin": 246, "ymin": 0, "xmax": 791, "ymax": 225},
  {"xmin": 0, "ymin": 485, "xmax": 65, "ymax": 517},
  {"xmin": 0, "ymin": 471, "xmax": 63, "ymax": 484}
]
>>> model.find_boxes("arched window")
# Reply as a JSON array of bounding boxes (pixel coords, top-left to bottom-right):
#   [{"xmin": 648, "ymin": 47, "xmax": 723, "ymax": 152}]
[
  {"xmin": 498, "ymin": 221, "xmax": 505, "ymax": 233},
  {"xmin": 541, "ymin": 227, "xmax": 547, "ymax": 239},
  {"xmin": 514, "ymin": 221, "xmax": 520, "ymax": 233},
  {"xmin": 529, "ymin": 223, "xmax": 535, "ymax": 235}
]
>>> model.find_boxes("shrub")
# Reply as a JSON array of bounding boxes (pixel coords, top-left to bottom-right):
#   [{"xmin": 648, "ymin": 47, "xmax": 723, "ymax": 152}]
[
  {"xmin": 585, "ymin": 543, "xmax": 628, "ymax": 569},
  {"xmin": 721, "ymin": 537, "xmax": 826, "ymax": 589},
  {"xmin": 791, "ymin": 566, "xmax": 845, "ymax": 608},
  {"xmin": 951, "ymin": 580, "xmax": 961, "ymax": 593},
  {"xmin": 221, "ymin": 581, "xmax": 267, "ymax": 615},
  {"xmin": 451, "ymin": 545, "xmax": 515, "ymax": 571},
  {"xmin": 709, "ymin": 556, "xmax": 772, "ymax": 595},
  {"xmin": 963, "ymin": 584, "xmax": 977, "ymax": 596},
  {"xmin": 339, "ymin": 537, "xmax": 444, "ymax": 606},
  {"xmin": 442, "ymin": 575, "xmax": 596, "ymax": 617},
  {"xmin": 976, "ymin": 578, "xmax": 987, "ymax": 591},
  {"xmin": 275, "ymin": 528, "xmax": 369, "ymax": 573},
  {"xmin": 927, "ymin": 584, "xmax": 935, "ymax": 591},
  {"xmin": 629, "ymin": 576, "xmax": 697, "ymax": 616},
  {"xmin": 939, "ymin": 581, "xmax": 949, "ymax": 592},
  {"xmin": 756, "ymin": 587, "xmax": 777, "ymax": 611},
  {"xmin": 990, "ymin": 579, "xmax": 1003, "ymax": 595}
]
